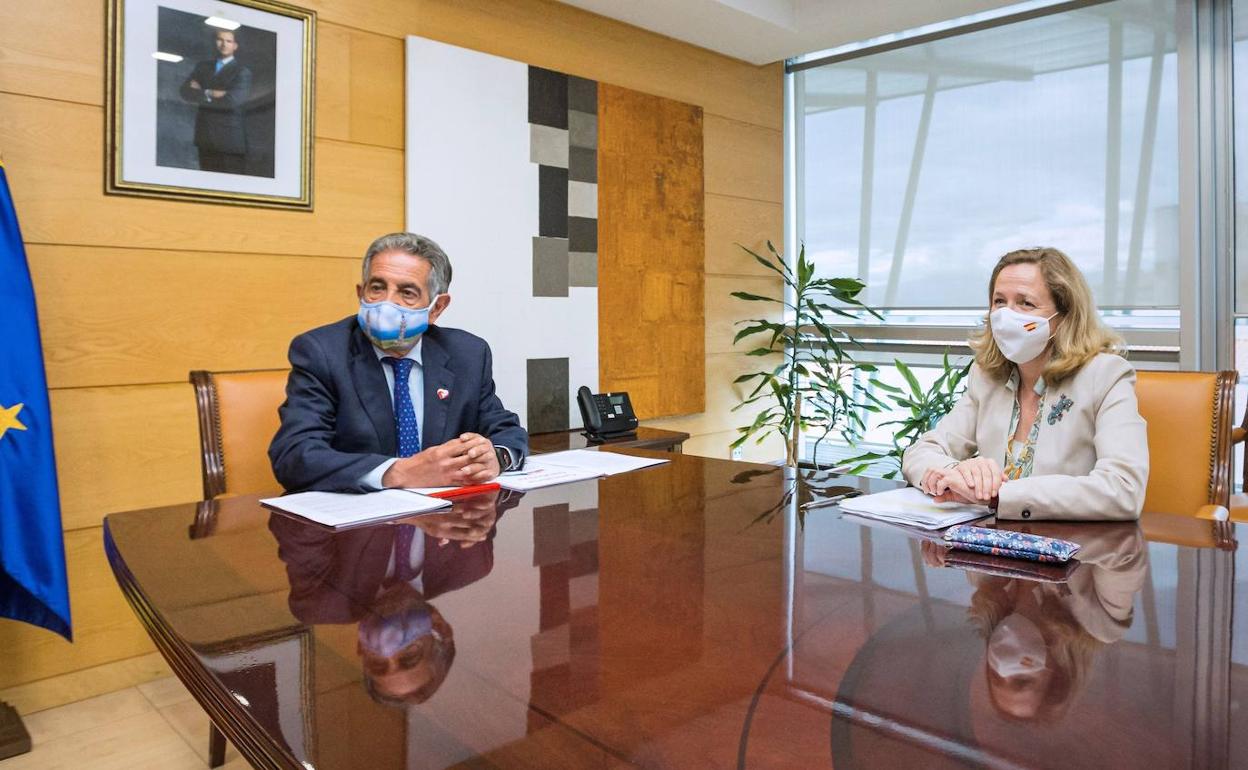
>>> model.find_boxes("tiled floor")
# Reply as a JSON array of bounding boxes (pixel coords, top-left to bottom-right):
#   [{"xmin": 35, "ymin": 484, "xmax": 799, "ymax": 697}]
[{"xmin": 4, "ymin": 677, "xmax": 251, "ymax": 769}]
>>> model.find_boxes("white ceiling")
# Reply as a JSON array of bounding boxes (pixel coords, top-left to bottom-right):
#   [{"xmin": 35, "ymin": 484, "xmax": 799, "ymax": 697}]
[{"xmin": 557, "ymin": 0, "xmax": 1024, "ymax": 65}]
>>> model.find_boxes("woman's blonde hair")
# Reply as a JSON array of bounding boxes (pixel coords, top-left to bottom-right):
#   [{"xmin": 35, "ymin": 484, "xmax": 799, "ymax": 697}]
[{"xmin": 968, "ymin": 247, "xmax": 1124, "ymax": 383}]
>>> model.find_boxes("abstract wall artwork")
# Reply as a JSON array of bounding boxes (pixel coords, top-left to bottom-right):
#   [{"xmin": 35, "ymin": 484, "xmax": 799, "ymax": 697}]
[{"xmin": 406, "ymin": 37, "xmax": 704, "ymax": 434}]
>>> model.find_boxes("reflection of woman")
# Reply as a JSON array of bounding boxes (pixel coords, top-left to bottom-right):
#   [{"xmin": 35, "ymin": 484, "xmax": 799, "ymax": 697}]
[
  {"xmin": 903, "ymin": 247, "xmax": 1148, "ymax": 521},
  {"xmin": 963, "ymin": 521, "xmax": 1148, "ymax": 721}
]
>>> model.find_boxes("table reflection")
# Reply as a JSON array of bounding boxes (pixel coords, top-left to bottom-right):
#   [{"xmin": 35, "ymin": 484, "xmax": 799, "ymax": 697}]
[{"xmin": 267, "ymin": 489, "xmax": 521, "ymax": 707}]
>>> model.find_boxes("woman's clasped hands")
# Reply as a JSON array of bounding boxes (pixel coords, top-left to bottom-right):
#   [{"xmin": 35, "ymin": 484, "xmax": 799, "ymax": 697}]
[{"xmin": 920, "ymin": 457, "xmax": 1006, "ymax": 505}]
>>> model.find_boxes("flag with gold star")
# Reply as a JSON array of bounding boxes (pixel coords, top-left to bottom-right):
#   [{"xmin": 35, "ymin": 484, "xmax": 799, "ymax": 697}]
[{"xmin": 0, "ymin": 160, "xmax": 71, "ymax": 640}]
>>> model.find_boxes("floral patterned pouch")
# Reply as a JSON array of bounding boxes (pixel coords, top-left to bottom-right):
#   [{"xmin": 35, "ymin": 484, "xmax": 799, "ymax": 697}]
[{"xmin": 943, "ymin": 524, "xmax": 1081, "ymax": 563}]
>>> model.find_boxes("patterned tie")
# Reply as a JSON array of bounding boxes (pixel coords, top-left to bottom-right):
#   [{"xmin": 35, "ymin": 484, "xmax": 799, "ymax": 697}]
[
  {"xmin": 392, "ymin": 523, "xmax": 420, "ymax": 584},
  {"xmin": 383, "ymin": 357, "xmax": 420, "ymax": 456}
]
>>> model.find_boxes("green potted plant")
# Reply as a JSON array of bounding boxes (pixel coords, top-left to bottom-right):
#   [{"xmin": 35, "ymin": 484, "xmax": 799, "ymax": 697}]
[
  {"xmin": 729, "ymin": 241, "xmax": 880, "ymax": 467},
  {"xmin": 842, "ymin": 352, "xmax": 971, "ymax": 478}
]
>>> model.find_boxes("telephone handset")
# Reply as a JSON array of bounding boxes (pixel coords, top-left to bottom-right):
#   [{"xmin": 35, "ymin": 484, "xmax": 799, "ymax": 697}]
[{"xmin": 577, "ymin": 386, "xmax": 639, "ymax": 441}]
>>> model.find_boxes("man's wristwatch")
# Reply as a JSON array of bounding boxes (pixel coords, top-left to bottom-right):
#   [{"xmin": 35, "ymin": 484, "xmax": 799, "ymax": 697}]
[{"xmin": 494, "ymin": 446, "xmax": 512, "ymax": 472}]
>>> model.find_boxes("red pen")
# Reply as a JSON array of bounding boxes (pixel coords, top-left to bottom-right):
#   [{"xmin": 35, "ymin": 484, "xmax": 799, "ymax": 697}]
[{"xmin": 427, "ymin": 483, "xmax": 501, "ymax": 499}]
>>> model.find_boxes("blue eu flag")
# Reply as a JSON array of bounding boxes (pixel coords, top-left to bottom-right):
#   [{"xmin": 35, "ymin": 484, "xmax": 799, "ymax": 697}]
[{"xmin": 0, "ymin": 161, "xmax": 71, "ymax": 640}]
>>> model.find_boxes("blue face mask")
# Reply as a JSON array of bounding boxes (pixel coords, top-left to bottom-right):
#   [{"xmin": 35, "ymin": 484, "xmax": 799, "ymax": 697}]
[
  {"xmin": 358, "ymin": 606, "xmax": 435, "ymax": 658},
  {"xmin": 357, "ymin": 296, "xmax": 440, "ymax": 351}
]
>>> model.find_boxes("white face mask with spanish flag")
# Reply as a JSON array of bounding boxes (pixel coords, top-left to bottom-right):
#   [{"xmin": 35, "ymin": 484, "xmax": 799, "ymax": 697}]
[{"xmin": 990, "ymin": 307, "xmax": 1058, "ymax": 364}]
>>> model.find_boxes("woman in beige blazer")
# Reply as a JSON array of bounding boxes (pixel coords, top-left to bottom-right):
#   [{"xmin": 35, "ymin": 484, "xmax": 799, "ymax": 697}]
[{"xmin": 902, "ymin": 247, "xmax": 1148, "ymax": 521}]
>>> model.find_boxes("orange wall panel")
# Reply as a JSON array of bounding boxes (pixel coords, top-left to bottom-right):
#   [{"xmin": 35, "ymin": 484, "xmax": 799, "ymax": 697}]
[{"xmin": 598, "ymin": 84, "xmax": 705, "ymax": 419}]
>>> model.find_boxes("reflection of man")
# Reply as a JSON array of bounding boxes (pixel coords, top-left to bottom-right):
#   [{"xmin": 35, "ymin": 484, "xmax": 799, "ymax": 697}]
[
  {"xmin": 269, "ymin": 232, "xmax": 529, "ymax": 493},
  {"xmin": 179, "ymin": 28, "xmax": 252, "ymax": 173},
  {"xmin": 269, "ymin": 490, "xmax": 515, "ymax": 705}
]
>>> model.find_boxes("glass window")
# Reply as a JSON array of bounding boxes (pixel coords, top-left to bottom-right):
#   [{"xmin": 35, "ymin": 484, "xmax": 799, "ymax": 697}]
[{"xmin": 796, "ymin": 0, "xmax": 1180, "ymax": 316}]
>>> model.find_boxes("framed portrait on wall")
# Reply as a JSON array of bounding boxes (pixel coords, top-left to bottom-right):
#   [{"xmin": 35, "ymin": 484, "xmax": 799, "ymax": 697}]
[{"xmin": 106, "ymin": 0, "xmax": 316, "ymax": 210}]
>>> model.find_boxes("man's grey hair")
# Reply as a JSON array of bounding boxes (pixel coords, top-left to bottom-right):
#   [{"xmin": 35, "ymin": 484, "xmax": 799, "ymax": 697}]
[{"xmin": 362, "ymin": 232, "xmax": 453, "ymax": 297}]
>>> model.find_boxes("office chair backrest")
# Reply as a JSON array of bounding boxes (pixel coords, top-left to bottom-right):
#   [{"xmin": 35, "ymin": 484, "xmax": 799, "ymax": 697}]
[
  {"xmin": 190, "ymin": 370, "xmax": 288, "ymax": 499},
  {"xmin": 1134, "ymin": 369, "xmax": 1236, "ymax": 513}
]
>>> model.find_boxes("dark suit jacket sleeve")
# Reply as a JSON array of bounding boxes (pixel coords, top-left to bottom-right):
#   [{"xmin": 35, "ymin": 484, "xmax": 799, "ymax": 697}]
[
  {"xmin": 179, "ymin": 62, "xmax": 212, "ymax": 103},
  {"xmin": 178, "ymin": 62, "xmax": 251, "ymax": 107},
  {"xmin": 215, "ymin": 65, "xmax": 251, "ymax": 108},
  {"xmin": 269, "ymin": 332, "xmax": 393, "ymax": 492},
  {"xmin": 475, "ymin": 342, "xmax": 528, "ymax": 465}
]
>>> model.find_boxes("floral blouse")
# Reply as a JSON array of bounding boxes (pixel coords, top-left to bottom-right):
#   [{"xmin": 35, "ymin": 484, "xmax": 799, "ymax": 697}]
[{"xmin": 1003, "ymin": 372, "xmax": 1046, "ymax": 481}]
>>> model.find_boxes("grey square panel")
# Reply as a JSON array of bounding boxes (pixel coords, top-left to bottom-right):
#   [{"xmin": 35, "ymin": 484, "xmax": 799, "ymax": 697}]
[
  {"xmin": 568, "ymin": 110, "xmax": 597, "ymax": 150},
  {"xmin": 569, "ymin": 147, "xmax": 597, "ymax": 183},
  {"xmin": 568, "ymin": 76, "xmax": 598, "ymax": 114},
  {"xmin": 528, "ymin": 358, "xmax": 570, "ymax": 434},
  {"xmin": 569, "ymin": 251, "xmax": 597, "ymax": 287},
  {"xmin": 568, "ymin": 217, "xmax": 598, "ymax": 253},
  {"xmin": 532, "ymin": 236, "xmax": 569, "ymax": 297},
  {"xmin": 568, "ymin": 181, "xmax": 597, "ymax": 219},
  {"xmin": 529, "ymin": 67, "xmax": 568, "ymax": 128},
  {"xmin": 531, "ymin": 124, "xmax": 569, "ymax": 168}
]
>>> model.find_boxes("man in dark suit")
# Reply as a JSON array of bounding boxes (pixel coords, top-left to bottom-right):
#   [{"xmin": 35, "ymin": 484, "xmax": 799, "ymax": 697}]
[
  {"xmin": 179, "ymin": 28, "xmax": 252, "ymax": 174},
  {"xmin": 269, "ymin": 232, "xmax": 528, "ymax": 493}
]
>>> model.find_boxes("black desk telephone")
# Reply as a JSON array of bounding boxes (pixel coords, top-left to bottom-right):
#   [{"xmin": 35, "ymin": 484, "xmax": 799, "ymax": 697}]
[{"xmin": 577, "ymin": 386, "xmax": 639, "ymax": 441}]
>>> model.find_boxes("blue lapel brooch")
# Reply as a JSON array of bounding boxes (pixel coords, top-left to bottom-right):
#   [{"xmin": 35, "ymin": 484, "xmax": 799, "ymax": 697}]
[{"xmin": 1047, "ymin": 394, "xmax": 1074, "ymax": 425}]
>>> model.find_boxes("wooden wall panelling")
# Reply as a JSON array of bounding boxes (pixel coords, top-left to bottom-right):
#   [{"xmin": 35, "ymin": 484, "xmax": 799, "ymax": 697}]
[
  {"xmin": 0, "ymin": 0, "xmax": 781, "ymax": 130},
  {"xmin": 316, "ymin": 23, "xmax": 405, "ymax": 149},
  {"xmin": 51, "ymin": 384, "xmax": 201, "ymax": 531},
  {"xmin": 703, "ymin": 115, "xmax": 783, "ymax": 203},
  {"xmin": 0, "ymin": 527, "xmax": 156, "ymax": 690},
  {"xmin": 315, "ymin": 23, "xmax": 355, "ymax": 143},
  {"xmin": 345, "ymin": 28, "xmax": 405, "ymax": 148},
  {"xmin": 644, "ymin": 350, "xmax": 783, "ymax": 440},
  {"xmin": 0, "ymin": 1, "xmax": 407, "ymax": 152},
  {"xmin": 296, "ymin": 0, "xmax": 782, "ymax": 129},
  {"xmin": 0, "ymin": 0, "xmax": 102, "ymax": 106},
  {"xmin": 704, "ymin": 195, "xmax": 783, "ymax": 277},
  {"xmin": 30, "ymin": 245, "xmax": 358, "ymax": 389},
  {"xmin": 705, "ymin": 274, "xmax": 784, "ymax": 356},
  {"xmin": 0, "ymin": 94, "xmax": 403, "ymax": 257},
  {"xmin": 598, "ymin": 83, "xmax": 705, "ymax": 419}
]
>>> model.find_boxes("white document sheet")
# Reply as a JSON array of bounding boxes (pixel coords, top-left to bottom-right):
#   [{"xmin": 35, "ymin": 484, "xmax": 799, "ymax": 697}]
[
  {"xmin": 837, "ymin": 486, "xmax": 991, "ymax": 530},
  {"xmin": 497, "ymin": 450, "xmax": 669, "ymax": 491},
  {"xmin": 497, "ymin": 461, "xmax": 604, "ymax": 491},
  {"xmin": 532, "ymin": 449, "xmax": 669, "ymax": 476},
  {"xmin": 260, "ymin": 489, "xmax": 451, "ymax": 529}
]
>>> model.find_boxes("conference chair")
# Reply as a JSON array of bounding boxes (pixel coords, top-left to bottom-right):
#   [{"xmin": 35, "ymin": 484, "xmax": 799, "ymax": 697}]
[
  {"xmin": 188, "ymin": 369, "xmax": 289, "ymax": 767},
  {"xmin": 1135, "ymin": 370, "xmax": 1240, "ymax": 549},
  {"xmin": 189, "ymin": 369, "xmax": 288, "ymax": 500}
]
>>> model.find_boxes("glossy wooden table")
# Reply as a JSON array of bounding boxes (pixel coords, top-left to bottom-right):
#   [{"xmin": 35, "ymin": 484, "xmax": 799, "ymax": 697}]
[{"xmin": 104, "ymin": 452, "xmax": 1248, "ymax": 769}]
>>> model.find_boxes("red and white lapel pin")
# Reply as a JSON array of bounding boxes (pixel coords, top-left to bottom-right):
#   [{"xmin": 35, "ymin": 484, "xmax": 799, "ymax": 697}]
[{"xmin": 436, "ymin": 388, "xmax": 450, "ymax": 400}]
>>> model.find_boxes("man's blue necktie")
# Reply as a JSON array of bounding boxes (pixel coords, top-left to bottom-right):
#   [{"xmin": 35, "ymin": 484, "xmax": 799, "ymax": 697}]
[
  {"xmin": 383, "ymin": 357, "xmax": 421, "ymax": 456},
  {"xmin": 392, "ymin": 522, "xmax": 420, "ymax": 584},
  {"xmin": 215, "ymin": 60, "xmax": 225, "ymax": 74}
]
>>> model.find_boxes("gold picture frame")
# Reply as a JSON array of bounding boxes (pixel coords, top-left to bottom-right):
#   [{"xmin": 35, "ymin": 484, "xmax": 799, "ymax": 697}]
[{"xmin": 106, "ymin": 0, "xmax": 316, "ymax": 210}]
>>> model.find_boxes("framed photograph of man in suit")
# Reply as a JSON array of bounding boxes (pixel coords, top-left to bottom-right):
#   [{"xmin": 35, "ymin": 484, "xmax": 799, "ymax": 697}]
[{"xmin": 107, "ymin": 0, "xmax": 315, "ymax": 210}]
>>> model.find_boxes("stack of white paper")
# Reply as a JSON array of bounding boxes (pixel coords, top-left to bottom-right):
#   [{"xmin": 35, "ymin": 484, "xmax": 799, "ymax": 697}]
[
  {"xmin": 260, "ymin": 489, "xmax": 451, "ymax": 529},
  {"xmin": 499, "ymin": 450, "xmax": 669, "ymax": 491},
  {"xmin": 837, "ymin": 487, "xmax": 990, "ymax": 531}
]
